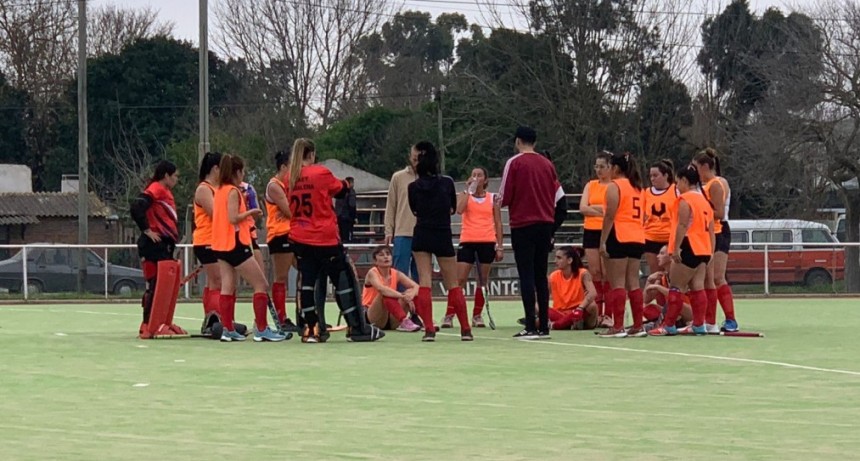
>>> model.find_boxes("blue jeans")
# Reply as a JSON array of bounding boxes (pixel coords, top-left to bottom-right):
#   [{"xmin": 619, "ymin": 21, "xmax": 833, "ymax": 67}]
[{"xmin": 393, "ymin": 236, "xmax": 418, "ymax": 289}]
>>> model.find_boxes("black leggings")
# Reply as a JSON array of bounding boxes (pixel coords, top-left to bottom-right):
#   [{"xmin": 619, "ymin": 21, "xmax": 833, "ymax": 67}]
[
  {"xmin": 511, "ymin": 223, "xmax": 554, "ymax": 332},
  {"xmin": 292, "ymin": 243, "xmax": 354, "ymax": 329}
]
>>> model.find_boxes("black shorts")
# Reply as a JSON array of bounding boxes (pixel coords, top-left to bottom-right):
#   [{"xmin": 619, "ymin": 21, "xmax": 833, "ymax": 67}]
[
  {"xmin": 679, "ymin": 238, "xmax": 711, "ymax": 269},
  {"xmin": 715, "ymin": 221, "xmax": 731, "ymax": 254},
  {"xmin": 644, "ymin": 239, "xmax": 668, "ymax": 255},
  {"xmin": 193, "ymin": 245, "xmax": 218, "ymax": 265},
  {"xmin": 457, "ymin": 242, "xmax": 495, "ymax": 264},
  {"xmin": 214, "ymin": 233, "xmax": 254, "ymax": 267},
  {"xmin": 411, "ymin": 227, "xmax": 455, "ymax": 258},
  {"xmin": 137, "ymin": 234, "xmax": 175, "ymax": 262},
  {"xmin": 582, "ymin": 229, "xmax": 601, "ymax": 249},
  {"xmin": 267, "ymin": 234, "xmax": 293, "ymax": 254},
  {"xmin": 605, "ymin": 227, "xmax": 644, "ymax": 260}
]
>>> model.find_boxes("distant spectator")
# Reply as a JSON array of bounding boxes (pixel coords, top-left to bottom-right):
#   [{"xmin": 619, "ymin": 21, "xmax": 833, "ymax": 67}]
[{"xmin": 336, "ymin": 176, "xmax": 357, "ymax": 243}]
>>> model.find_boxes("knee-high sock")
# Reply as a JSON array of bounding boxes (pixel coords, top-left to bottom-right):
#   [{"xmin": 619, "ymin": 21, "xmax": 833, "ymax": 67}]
[
  {"xmin": 382, "ymin": 297, "xmax": 408, "ymax": 322},
  {"xmin": 473, "ymin": 287, "xmax": 485, "ymax": 316},
  {"xmin": 448, "ymin": 286, "xmax": 470, "ymax": 333},
  {"xmin": 628, "ymin": 288, "xmax": 644, "ymax": 329},
  {"xmin": 662, "ymin": 290, "xmax": 684, "ymax": 328},
  {"xmin": 220, "ymin": 294, "xmax": 236, "ymax": 331},
  {"xmin": 550, "ymin": 308, "xmax": 583, "ymax": 330},
  {"xmin": 272, "ymin": 282, "xmax": 287, "ymax": 323},
  {"xmin": 717, "ymin": 284, "xmax": 736, "ymax": 321},
  {"xmin": 690, "ymin": 290, "xmax": 707, "ymax": 327},
  {"xmin": 608, "ymin": 288, "xmax": 627, "ymax": 330},
  {"xmin": 417, "ymin": 287, "xmax": 435, "ymax": 332},
  {"xmin": 705, "ymin": 288, "xmax": 718, "ymax": 325},
  {"xmin": 252, "ymin": 293, "xmax": 268, "ymax": 331},
  {"xmin": 444, "ymin": 303, "xmax": 455, "ymax": 317},
  {"xmin": 207, "ymin": 289, "xmax": 221, "ymax": 317},
  {"xmin": 202, "ymin": 287, "xmax": 210, "ymax": 315}
]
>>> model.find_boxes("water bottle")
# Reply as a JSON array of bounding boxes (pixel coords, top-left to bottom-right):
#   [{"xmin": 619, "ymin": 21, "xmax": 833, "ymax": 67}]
[{"xmin": 467, "ymin": 176, "xmax": 478, "ymax": 195}]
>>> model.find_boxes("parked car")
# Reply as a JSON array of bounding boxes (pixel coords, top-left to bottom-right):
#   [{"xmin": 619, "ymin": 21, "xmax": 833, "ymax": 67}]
[
  {"xmin": 728, "ymin": 220, "xmax": 844, "ymax": 286},
  {"xmin": 0, "ymin": 246, "xmax": 145, "ymax": 295}
]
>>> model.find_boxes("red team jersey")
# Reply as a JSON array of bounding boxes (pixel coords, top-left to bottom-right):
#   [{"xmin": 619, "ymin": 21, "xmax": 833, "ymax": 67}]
[
  {"xmin": 143, "ymin": 181, "xmax": 179, "ymax": 242},
  {"xmin": 287, "ymin": 164, "xmax": 345, "ymax": 247}
]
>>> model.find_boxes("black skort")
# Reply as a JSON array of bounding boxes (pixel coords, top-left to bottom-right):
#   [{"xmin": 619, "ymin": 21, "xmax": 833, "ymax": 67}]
[{"xmin": 457, "ymin": 242, "xmax": 496, "ymax": 264}]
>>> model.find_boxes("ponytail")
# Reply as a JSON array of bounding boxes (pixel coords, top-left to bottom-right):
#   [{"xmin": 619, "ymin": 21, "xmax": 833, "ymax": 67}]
[
  {"xmin": 218, "ymin": 154, "xmax": 245, "ymax": 187},
  {"xmin": 651, "ymin": 158, "xmax": 675, "ymax": 184},
  {"xmin": 198, "ymin": 152, "xmax": 222, "ymax": 182},
  {"xmin": 289, "ymin": 138, "xmax": 315, "ymax": 192},
  {"xmin": 694, "ymin": 148, "xmax": 721, "ymax": 176},
  {"xmin": 610, "ymin": 152, "xmax": 643, "ymax": 191},
  {"xmin": 675, "ymin": 163, "xmax": 702, "ymax": 190}
]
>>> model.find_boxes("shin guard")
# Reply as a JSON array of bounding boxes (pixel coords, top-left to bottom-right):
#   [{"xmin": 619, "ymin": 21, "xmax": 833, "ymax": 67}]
[{"xmin": 145, "ymin": 260, "xmax": 186, "ymax": 338}]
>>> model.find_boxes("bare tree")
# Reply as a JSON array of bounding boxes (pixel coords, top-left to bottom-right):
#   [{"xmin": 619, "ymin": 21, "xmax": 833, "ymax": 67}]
[
  {"xmin": 214, "ymin": 0, "xmax": 389, "ymax": 127},
  {"xmin": 803, "ymin": 0, "xmax": 860, "ymax": 291},
  {"xmin": 88, "ymin": 5, "xmax": 175, "ymax": 57}
]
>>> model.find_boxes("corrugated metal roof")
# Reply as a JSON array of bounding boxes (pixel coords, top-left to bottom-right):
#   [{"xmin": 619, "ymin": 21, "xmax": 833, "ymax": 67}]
[
  {"xmin": 0, "ymin": 193, "xmax": 110, "ymax": 218},
  {"xmin": 0, "ymin": 215, "xmax": 39, "ymax": 225}
]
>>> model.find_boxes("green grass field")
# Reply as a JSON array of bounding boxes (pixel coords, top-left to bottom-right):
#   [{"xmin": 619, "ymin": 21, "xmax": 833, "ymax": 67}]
[{"xmin": 1, "ymin": 299, "xmax": 859, "ymax": 461}]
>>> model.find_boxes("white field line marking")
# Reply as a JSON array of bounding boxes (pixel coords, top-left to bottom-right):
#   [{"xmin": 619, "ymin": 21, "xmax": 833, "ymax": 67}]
[
  {"xmin": 4, "ymin": 306, "xmax": 859, "ymax": 378},
  {"xmin": 436, "ymin": 333, "xmax": 860, "ymax": 377}
]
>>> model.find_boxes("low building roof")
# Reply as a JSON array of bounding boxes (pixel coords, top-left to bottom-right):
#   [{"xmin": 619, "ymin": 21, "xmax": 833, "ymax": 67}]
[{"xmin": 0, "ymin": 192, "xmax": 111, "ymax": 225}]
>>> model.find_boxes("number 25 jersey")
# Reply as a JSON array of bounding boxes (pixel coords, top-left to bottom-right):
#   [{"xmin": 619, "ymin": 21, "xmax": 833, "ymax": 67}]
[
  {"xmin": 612, "ymin": 178, "xmax": 645, "ymax": 244},
  {"xmin": 286, "ymin": 164, "xmax": 345, "ymax": 247}
]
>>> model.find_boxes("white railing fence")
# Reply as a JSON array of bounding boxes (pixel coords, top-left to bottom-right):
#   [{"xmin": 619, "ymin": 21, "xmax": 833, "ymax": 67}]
[{"xmin": 0, "ymin": 241, "xmax": 857, "ymax": 300}]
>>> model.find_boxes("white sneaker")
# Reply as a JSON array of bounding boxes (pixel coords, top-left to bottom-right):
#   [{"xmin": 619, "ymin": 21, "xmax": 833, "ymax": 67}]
[{"xmin": 705, "ymin": 323, "xmax": 720, "ymax": 334}]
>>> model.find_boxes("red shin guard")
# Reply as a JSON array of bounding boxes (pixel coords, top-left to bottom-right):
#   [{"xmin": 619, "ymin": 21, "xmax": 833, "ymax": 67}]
[
  {"xmin": 220, "ymin": 293, "xmax": 237, "ymax": 331},
  {"xmin": 417, "ymin": 287, "xmax": 435, "ymax": 332},
  {"xmin": 473, "ymin": 287, "xmax": 485, "ymax": 316},
  {"xmin": 663, "ymin": 290, "xmax": 684, "ymax": 327},
  {"xmin": 252, "ymin": 293, "xmax": 269, "ymax": 331},
  {"xmin": 272, "ymin": 282, "xmax": 287, "ymax": 323},
  {"xmin": 608, "ymin": 288, "xmax": 627, "ymax": 330},
  {"xmin": 717, "ymin": 284, "xmax": 736, "ymax": 321},
  {"xmin": 705, "ymin": 288, "xmax": 718, "ymax": 325},
  {"xmin": 448, "ymin": 286, "xmax": 470, "ymax": 333},
  {"xmin": 382, "ymin": 297, "xmax": 407, "ymax": 322},
  {"xmin": 628, "ymin": 288, "xmax": 644, "ymax": 329},
  {"xmin": 690, "ymin": 290, "xmax": 707, "ymax": 327}
]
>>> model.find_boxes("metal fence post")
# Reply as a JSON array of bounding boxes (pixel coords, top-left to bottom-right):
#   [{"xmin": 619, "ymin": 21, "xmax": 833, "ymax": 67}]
[
  {"xmin": 184, "ymin": 245, "xmax": 191, "ymax": 299},
  {"xmin": 764, "ymin": 244, "xmax": 770, "ymax": 296},
  {"xmin": 22, "ymin": 246, "xmax": 28, "ymax": 301},
  {"xmin": 104, "ymin": 247, "xmax": 109, "ymax": 299}
]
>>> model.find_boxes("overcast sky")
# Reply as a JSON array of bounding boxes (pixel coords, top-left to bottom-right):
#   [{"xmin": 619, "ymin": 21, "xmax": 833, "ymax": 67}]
[{"xmin": 94, "ymin": 0, "xmax": 817, "ymax": 44}]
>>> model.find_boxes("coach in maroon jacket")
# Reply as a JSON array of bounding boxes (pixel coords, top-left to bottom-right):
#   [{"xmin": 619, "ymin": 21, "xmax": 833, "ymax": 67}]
[{"xmin": 499, "ymin": 127, "xmax": 564, "ymax": 339}]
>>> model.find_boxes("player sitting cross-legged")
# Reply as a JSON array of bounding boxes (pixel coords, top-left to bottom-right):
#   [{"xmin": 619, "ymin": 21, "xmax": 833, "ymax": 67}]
[
  {"xmin": 643, "ymin": 245, "xmax": 692, "ymax": 330},
  {"xmin": 519, "ymin": 246, "xmax": 599, "ymax": 330},
  {"xmin": 363, "ymin": 245, "xmax": 422, "ymax": 332}
]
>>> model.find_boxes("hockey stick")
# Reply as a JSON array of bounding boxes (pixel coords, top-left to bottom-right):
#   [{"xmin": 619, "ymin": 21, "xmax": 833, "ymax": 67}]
[
  {"xmin": 178, "ymin": 265, "xmax": 203, "ymax": 287},
  {"xmin": 710, "ymin": 331, "xmax": 764, "ymax": 338},
  {"xmin": 474, "ymin": 250, "xmax": 496, "ymax": 330}
]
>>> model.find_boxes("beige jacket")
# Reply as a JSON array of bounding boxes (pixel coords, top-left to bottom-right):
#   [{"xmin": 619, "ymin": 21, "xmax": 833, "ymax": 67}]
[{"xmin": 384, "ymin": 166, "xmax": 417, "ymax": 238}]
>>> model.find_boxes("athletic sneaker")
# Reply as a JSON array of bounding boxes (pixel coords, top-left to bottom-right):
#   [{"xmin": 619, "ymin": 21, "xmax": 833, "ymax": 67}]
[
  {"xmin": 678, "ymin": 325, "xmax": 707, "ymax": 336},
  {"xmin": 625, "ymin": 326, "xmax": 648, "ymax": 338},
  {"xmin": 472, "ymin": 315, "xmax": 486, "ymax": 328},
  {"xmin": 440, "ymin": 314, "xmax": 454, "ymax": 329},
  {"xmin": 422, "ymin": 330, "xmax": 436, "ymax": 342},
  {"xmin": 396, "ymin": 317, "xmax": 422, "ymax": 332},
  {"xmin": 597, "ymin": 328, "xmax": 628, "ymax": 338},
  {"xmin": 220, "ymin": 330, "xmax": 246, "ymax": 342},
  {"xmin": 409, "ymin": 312, "xmax": 424, "ymax": 328},
  {"xmin": 648, "ymin": 325, "xmax": 678, "ymax": 336},
  {"xmin": 705, "ymin": 323, "xmax": 720, "ymax": 334},
  {"xmin": 254, "ymin": 326, "xmax": 288, "ymax": 342},
  {"xmin": 721, "ymin": 319, "xmax": 739, "ymax": 332},
  {"xmin": 537, "ymin": 331, "xmax": 551, "ymax": 340},
  {"xmin": 513, "ymin": 329, "xmax": 539, "ymax": 340},
  {"xmin": 461, "ymin": 330, "xmax": 474, "ymax": 342},
  {"xmin": 279, "ymin": 318, "xmax": 300, "ymax": 333},
  {"xmin": 598, "ymin": 316, "xmax": 615, "ymax": 329}
]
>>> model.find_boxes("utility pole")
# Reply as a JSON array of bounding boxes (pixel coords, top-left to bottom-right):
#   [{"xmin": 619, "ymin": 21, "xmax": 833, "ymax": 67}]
[
  {"xmin": 436, "ymin": 88, "xmax": 444, "ymax": 173},
  {"xmin": 77, "ymin": 0, "xmax": 88, "ymax": 293},
  {"xmin": 198, "ymin": 0, "xmax": 210, "ymax": 165}
]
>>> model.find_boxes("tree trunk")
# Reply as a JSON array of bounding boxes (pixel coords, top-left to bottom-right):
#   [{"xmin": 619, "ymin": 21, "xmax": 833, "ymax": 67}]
[{"xmin": 844, "ymin": 188, "xmax": 860, "ymax": 293}]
